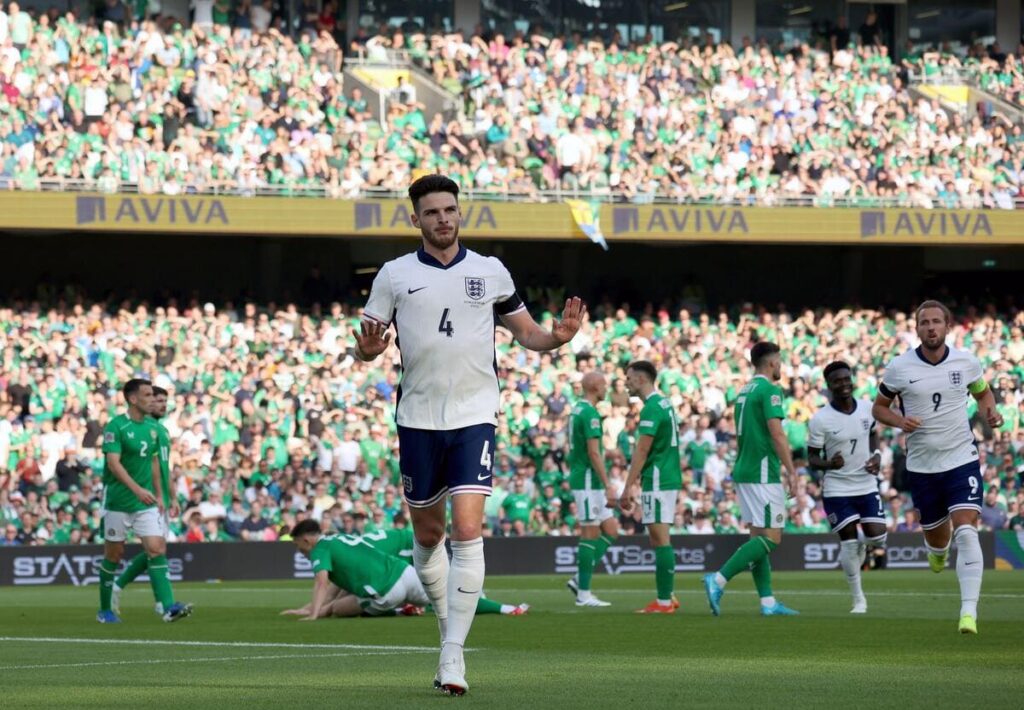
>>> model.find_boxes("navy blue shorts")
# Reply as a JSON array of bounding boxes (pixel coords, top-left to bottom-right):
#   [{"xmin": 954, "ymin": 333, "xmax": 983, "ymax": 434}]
[
  {"xmin": 397, "ymin": 424, "xmax": 496, "ymax": 508},
  {"xmin": 823, "ymin": 492, "xmax": 886, "ymax": 532},
  {"xmin": 909, "ymin": 460, "xmax": 983, "ymax": 530}
]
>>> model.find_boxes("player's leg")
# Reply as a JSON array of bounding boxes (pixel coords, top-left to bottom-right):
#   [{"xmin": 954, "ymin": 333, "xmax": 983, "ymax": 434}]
[
  {"xmin": 910, "ymin": 470, "xmax": 954, "ymax": 573},
  {"xmin": 98, "ymin": 512, "xmax": 126, "ymax": 622},
  {"xmin": 475, "ymin": 597, "xmax": 529, "ymax": 615},
  {"xmin": 327, "ymin": 594, "xmax": 366, "ymax": 618},
  {"xmin": 826, "ymin": 495, "xmax": 867, "ymax": 612},
  {"xmin": 947, "ymin": 463, "xmax": 984, "ymax": 633},
  {"xmin": 573, "ymin": 490, "xmax": 615, "ymax": 606},
  {"xmin": 282, "ymin": 583, "xmax": 345, "ymax": 616},
  {"xmin": 638, "ymin": 491, "xmax": 676, "ymax": 613},
  {"xmin": 113, "ymin": 551, "xmax": 149, "ymax": 611},
  {"xmin": 401, "ymin": 425, "xmax": 451, "ymax": 642},
  {"xmin": 136, "ymin": 509, "xmax": 191, "ymax": 622}
]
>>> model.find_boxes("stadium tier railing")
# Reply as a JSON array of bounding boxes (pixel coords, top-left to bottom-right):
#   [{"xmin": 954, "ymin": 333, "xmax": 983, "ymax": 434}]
[{"xmin": 4, "ymin": 178, "xmax": 1023, "ymax": 209}]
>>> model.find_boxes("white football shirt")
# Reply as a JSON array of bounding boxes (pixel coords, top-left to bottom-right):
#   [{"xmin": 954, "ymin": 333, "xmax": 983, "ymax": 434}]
[
  {"xmin": 879, "ymin": 346, "xmax": 983, "ymax": 473},
  {"xmin": 807, "ymin": 399, "xmax": 878, "ymax": 497},
  {"xmin": 362, "ymin": 245, "xmax": 525, "ymax": 430}
]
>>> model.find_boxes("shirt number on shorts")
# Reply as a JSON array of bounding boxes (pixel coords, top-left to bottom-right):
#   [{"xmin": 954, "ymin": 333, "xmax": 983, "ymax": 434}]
[
  {"xmin": 968, "ymin": 475, "xmax": 980, "ymax": 499},
  {"xmin": 480, "ymin": 441, "xmax": 492, "ymax": 470}
]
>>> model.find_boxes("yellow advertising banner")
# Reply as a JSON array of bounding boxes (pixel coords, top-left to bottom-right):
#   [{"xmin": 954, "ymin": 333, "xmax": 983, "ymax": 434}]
[{"xmin": 0, "ymin": 192, "xmax": 1021, "ymax": 245}]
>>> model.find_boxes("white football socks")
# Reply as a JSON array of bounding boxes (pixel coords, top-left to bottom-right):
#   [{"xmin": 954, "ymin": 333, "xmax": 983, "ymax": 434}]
[
  {"xmin": 413, "ymin": 536, "xmax": 450, "ymax": 640},
  {"xmin": 444, "ymin": 537, "xmax": 485, "ymax": 655},
  {"xmin": 840, "ymin": 539, "xmax": 864, "ymax": 601},
  {"xmin": 953, "ymin": 525, "xmax": 983, "ymax": 619}
]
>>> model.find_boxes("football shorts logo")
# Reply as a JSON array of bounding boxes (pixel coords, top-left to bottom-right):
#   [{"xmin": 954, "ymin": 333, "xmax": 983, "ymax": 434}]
[
  {"xmin": 948, "ymin": 370, "xmax": 963, "ymax": 387},
  {"xmin": 402, "ymin": 475, "xmax": 413, "ymax": 493},
  {"xmin": 827, "ymin": 512, "xmax": 837, "ymax": 525},
  {"xmin": 775, "ymin": 514, "xmax": 784, "ymax": 524},
  {"xmin": 465, "ymin": 277, "xmax": 486, "ymax": 300}
]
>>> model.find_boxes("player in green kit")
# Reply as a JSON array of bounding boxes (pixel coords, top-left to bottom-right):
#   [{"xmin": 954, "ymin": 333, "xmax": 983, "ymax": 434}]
[
  {"xmin": 291, "ymin": 519, "xmax": 431, "ymax": 619},
  {"xmin": 112, "ymin": 386, "xmax": 174, "ymax": 615},
  {"xmin": 703, "ymin": 342, "xmax": 799, "ymax": 617},
  {"xmin": 619, "ymin": 361, "xmax": 681, "ymax": 614},
  {"xmin": 97, "ymin": 379, "xmax": 191, "ymax": 623},
  {"xmin": 283, "ymin": 527, "xmax": 529, "ymax": 617},
  {"xmin": 565, "ymin": 371, "xmax": 618, "ymax": 607}
]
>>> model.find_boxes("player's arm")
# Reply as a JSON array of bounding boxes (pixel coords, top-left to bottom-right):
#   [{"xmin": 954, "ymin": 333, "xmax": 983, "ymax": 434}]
[
  {"xmin": 766, "ymin": 418, "xmax": 798, "ymax": 494},
  {"xmin": 354, "ymin": 266, "xmax": 394, "ymax": 361},
  {"xmin": 586, "ymin": 438, "xmax": 614, "ymax": 505},
  {"xmin": 866, "ymin": 427, "xmax": 881, "ymax": 475},
  {"xmin": 499, "ymin": 297, "xmax": 585, "ymax": 351},
  {"xmin": 303, "ymin": 570, "xmax": 333, "ymax": 621},
  {"xmin": 968, "ymin": 378, "xmax": 1004, "ymax": 429},
  {"xmin": 619, "ymin": 434, "xmax": 653, "ymax": 514},
  {"xmin": 150, "ymin": 455, "xmax": 164, "ymax": 514},
  {"xmin": 871, "ymin": 392, "xmax": 921, "ymax": 432},
  {"xmin": 105, "ymin": 453, "xmax": 157, "ymax": 506},
  {"xmin": 806, "ymin": 416, "xmax": 842, "ymax": 470}
]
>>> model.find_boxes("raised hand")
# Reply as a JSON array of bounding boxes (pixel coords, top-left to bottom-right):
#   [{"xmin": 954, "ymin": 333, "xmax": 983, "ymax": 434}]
[
  {"xmin": 551, "ymin": 297, "xmax": 586, "ymax": 345},
  {"xmin": 355, "ymin": 319, "xmax": 392, "ymax": 360}
]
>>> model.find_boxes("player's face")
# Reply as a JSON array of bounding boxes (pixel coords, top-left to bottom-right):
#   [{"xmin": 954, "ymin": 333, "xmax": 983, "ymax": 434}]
[
  {"xmin": 411, "ymin": 191, "xmax": 460, "ymax": 251},
  {"xmin": 916, "ymin": 308, "xmax": 948, "ymax": 350},
  {"xmin": 150, "ymin": 394, "xmax": 168, "ymax": 418},
  {"xmin": 130, "ymin": 384, "xmax": 154, "ymax": 413},
  {"xmin": 293, "ymin": 534, "xmax": 317, "ymax": 556},
  {"xmin": 826, "ymin": 369, "xmax": 853, "ymax": 401},
  {"xmin": 764, "ymin": 353, "xmax": 782, "ymax": 381},
  {"xmin": 624, "ymin": 369, "xmax": 645, "ymax": 396}
]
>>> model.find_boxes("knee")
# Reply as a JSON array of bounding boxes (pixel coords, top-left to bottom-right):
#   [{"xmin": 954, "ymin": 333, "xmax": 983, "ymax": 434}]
[
  {"xmin": 449, "ymin": 519, "xmax": 482, "ymax": 542},
  {"xmin": 414, "ymin": 522, "xmax": 446, "ymax": 548}
]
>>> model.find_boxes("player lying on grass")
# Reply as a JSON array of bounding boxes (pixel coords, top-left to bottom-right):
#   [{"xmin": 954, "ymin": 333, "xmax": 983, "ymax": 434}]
[{"xmin": 285, "ymin": 526, "xmax": 528, "ymax": 618}]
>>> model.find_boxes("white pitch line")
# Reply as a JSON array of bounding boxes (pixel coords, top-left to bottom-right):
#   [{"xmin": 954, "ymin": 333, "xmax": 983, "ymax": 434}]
[
  {"xmin": 0, "ymin": 650, "xmax": 424, "ymax": 672},
  {"xmin": 0, "ymin": 636, "xmax": 439, "ymax": 652},
  {"xmin": 500, "ymin": 589, "xmax": 1024, "ymax": 599}
]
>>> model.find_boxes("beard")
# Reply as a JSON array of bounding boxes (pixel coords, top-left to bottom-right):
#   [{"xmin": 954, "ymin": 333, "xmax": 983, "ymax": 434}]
[{"xmin": 422, "ymin": 225, "xmax": 459, "ymax": 250}]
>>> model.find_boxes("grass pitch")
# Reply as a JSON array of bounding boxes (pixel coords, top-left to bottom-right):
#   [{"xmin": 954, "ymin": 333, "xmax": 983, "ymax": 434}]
[{"xmin": 1, "ymin": 571, "xmax": 1022, "ymax": 709}]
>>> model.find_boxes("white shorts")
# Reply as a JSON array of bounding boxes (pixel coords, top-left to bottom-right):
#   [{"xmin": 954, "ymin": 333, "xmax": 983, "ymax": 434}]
[
  {"xmin": 363, "ymin": 566, "xmax": 431, "ymax": 616},
  {"xmin": 574, "ymin": 489, "xmax": 614, "ymax": 525},
  {"xmin": 641, "ymin": 490, "xmax": 678, "ymax": 525},
  {"xmin": 103, "ymin": 508, "xmax": 163, "ymax": 542},
  {"xmin": 738, "ymin": 483, "xmax": 787, "ymax": 529}
]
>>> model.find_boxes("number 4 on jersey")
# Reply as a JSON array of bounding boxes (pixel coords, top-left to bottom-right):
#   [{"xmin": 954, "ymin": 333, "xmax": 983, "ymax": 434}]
[{"xmin": 438, "ymin": 308, "xmax": 454, "ymax": 338}]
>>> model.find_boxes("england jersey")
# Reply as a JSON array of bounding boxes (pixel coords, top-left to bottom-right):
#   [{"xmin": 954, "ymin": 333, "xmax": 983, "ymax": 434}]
[
  {"xmin": 879, "ymin": 346, "xmax": 983, "ymax": 473},
  {"xmin": 807, "ymin": 399, "xmax": 878, "ymax": 497},
  {"xmin": 362, "ymin": 245, "xmax": 526, "ymax": 430}
]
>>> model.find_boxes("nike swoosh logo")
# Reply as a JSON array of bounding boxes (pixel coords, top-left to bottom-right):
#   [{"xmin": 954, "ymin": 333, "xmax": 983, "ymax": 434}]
[
  {"xmin": 407, "ymin": 286, "xmax": 428, "ymax": 294},
  {"xmin": 457, "ymin": 587, "xmax": 479, "ymax": 594},
  {"xmin": 965, "ymin": 561, "xmax": 979, "ymax": 566},
  {"xmin": 967, "ymin": 496, "xmax": 980, "ymax": 501},
  {"xmin": 477, "ymin": 473, "xmax": 491, "ymax": 481},
  {"xmin": 908, "ymin": 379, "xmax": 922, "ymax": 384}
]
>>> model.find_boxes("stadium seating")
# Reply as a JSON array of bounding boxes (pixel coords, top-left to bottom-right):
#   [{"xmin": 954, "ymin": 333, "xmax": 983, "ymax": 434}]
[
  {"xmin": 1, "ymin": 10, "xmax": 1023, "ymax": 206},
  {"xmin": 0, "ymin": 295, "xmax": 1021, "ymax": 544}
]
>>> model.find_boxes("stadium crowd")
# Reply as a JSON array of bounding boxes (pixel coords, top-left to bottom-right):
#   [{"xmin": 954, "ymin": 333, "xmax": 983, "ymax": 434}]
[
  {"xmin": 0, "ymin": 292, "xmax": 1023, "ymax": 547},
  {"xmin": 2, "ymin": 6, "xmax": 1024, "ymax": 205}
]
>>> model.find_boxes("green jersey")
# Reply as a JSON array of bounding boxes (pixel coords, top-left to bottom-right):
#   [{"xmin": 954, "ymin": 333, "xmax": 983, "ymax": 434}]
[
  {"xmin": 343, "ymin": 528, "xmax": 414, "ymax": 562},
  {"xmin": 309, "ymin": 535, "xmax": 406, "ymax": 597},
  {"xmin": 733, "ymin": 376, "xmax": 785, "ymax": 484},
  {"xmin": 568, "ymin": 400, "xmax": 604, "ymax": 490},
  {"xmin": 101, "ymin": 414, "xmax": 160, "ymax": 513},
  {"xmin": 637, "ymin": 393, "xmax": 681, "ymax": 492},
  {"xmin": 152, "ymin": 418, "xmax": 172, "ymax": 507}
]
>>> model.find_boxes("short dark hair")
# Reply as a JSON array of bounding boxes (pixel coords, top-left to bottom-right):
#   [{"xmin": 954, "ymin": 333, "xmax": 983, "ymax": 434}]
[
  {"xmin": 750, "ymin": 342, "xmax": 780, "ymax": 367},
  {"xmin": 408, "ymin": 174, "xmax": 459, "ymax": 212},
  {"xmin": 626, "ymin": 360, "xmax": 658, "ymax": 383},
  {"xmin": 291, "ymin": 519, "xmax": 321, "ymax": 538},
  {"xmin": 123, "ymin": 378, "xmax": 151, "ymax": 398},
  {"xmin": 915, "ymin": 299, "xmax": 952, "ymax": 325},
  {"xmin": 823, "ymin": 361, "xmax": 852, "ymax": 382},
  {"xmin": 152, "ymin": 386, "xmax": 168, "ymax": 397}
]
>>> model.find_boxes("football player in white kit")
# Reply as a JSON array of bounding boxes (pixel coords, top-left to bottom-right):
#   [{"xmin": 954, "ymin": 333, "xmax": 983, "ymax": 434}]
[
  {"xmin": 354, "ymin": 174, "xmax": 584, "ymax": 694},
  {"xmin": 872, "ymin": 301, "xmax": 1003, "ymax": 634},
  {"xmin": 808, "ymin": 361, "xmax": 885, "ymax": 614}
]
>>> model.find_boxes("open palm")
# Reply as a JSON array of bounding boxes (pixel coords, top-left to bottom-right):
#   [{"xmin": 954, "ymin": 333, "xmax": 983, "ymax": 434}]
[{"xmin": 552, "ymin": 297, "xmax": 586, "ymax": 344}]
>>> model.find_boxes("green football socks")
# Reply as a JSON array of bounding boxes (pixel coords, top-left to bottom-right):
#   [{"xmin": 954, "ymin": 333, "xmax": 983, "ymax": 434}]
[
  {"xmin": 720, "ymin": 536, "xmax": 777, "ymax": 582},
  {"xmin": 116, "ymin": 552, "xmax": 149, "ymax": 589},
  {"xmin": 147, "ymin": 555, "xmax": 175, "ymax": 609},
  {"xmin": 99, "ymin": 559, "xmax": 117, "ymax": 612},
  {"xmin": 655, "ymin": 545, "xmax": 675, "ymax": 600}
]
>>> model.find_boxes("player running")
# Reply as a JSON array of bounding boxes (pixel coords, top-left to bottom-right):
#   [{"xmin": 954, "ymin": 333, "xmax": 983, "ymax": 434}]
[
  {"xmin": 354, "ymin": 174, "xmax": 583, "ymax": 695},
  {"xmin": 703, "ymin": 342, "xmax": 799, "ymax": 617},
  {"xmin": 566, "ymin": 371, "xmax": 619, "ymax": 607},
  {"xmin": 808, "ymin": 361, "xmax": 886, "ymax": 614},
  {"xmin": 619, "ymin": 361, "xmax": 681, "ymax": 614},
  {"xmin": 283, "ymin": 527, "xmax": 529, "ymax": 618},
  {"xmin": 97, "ymin": 379, "xmax": 191, "ymax": 623},
  {"xmin": 872, "ymin": 300, "xmax": 1003, "ymax": 634},
  {"xmin": 112, "ymin": 386, "xmax": 176, "ymax": 616}
]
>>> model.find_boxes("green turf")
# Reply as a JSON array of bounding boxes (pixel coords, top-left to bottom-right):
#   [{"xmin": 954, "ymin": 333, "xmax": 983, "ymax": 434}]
[{"xmin": 1, "ymin": 571, "xmax": 1022, "ymax": 709}]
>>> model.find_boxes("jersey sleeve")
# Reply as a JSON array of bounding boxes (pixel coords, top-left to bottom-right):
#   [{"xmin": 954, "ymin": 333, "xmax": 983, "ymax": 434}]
[
  {"xmin": 362, "ymin": 263, "xmax": 394, "ymax": 325},
  {"xmin": 806, "ymin": 412, "xmax": 825, "ymax": 448},
  {"xmin": 492, "ymin": 259, "xmax": 525, "ymax": 316},
  {"xmin": 310, "ymin": 544, "xmax": 333, "ymax": 575},
  {"xmin": 964, "ymin": 353, "xmax": 984, "ymax": 388},
  {"xmin": 763, "ymin": 386, "xmax": 785, "ymax": 420},
  {"xmin": 102, "ymin": 421, "xmax": 122, "ymax": 454},
  {"xmin": 584, "ymin": 408, "xmax": 602, "ymax": 440},
  {"xmin": 637, "ymin": 401, "xmax": 660, "ymax": 438},
  {"xmin": 878, "ymin": 357, "xmax": 904, "ymax": 399}
]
